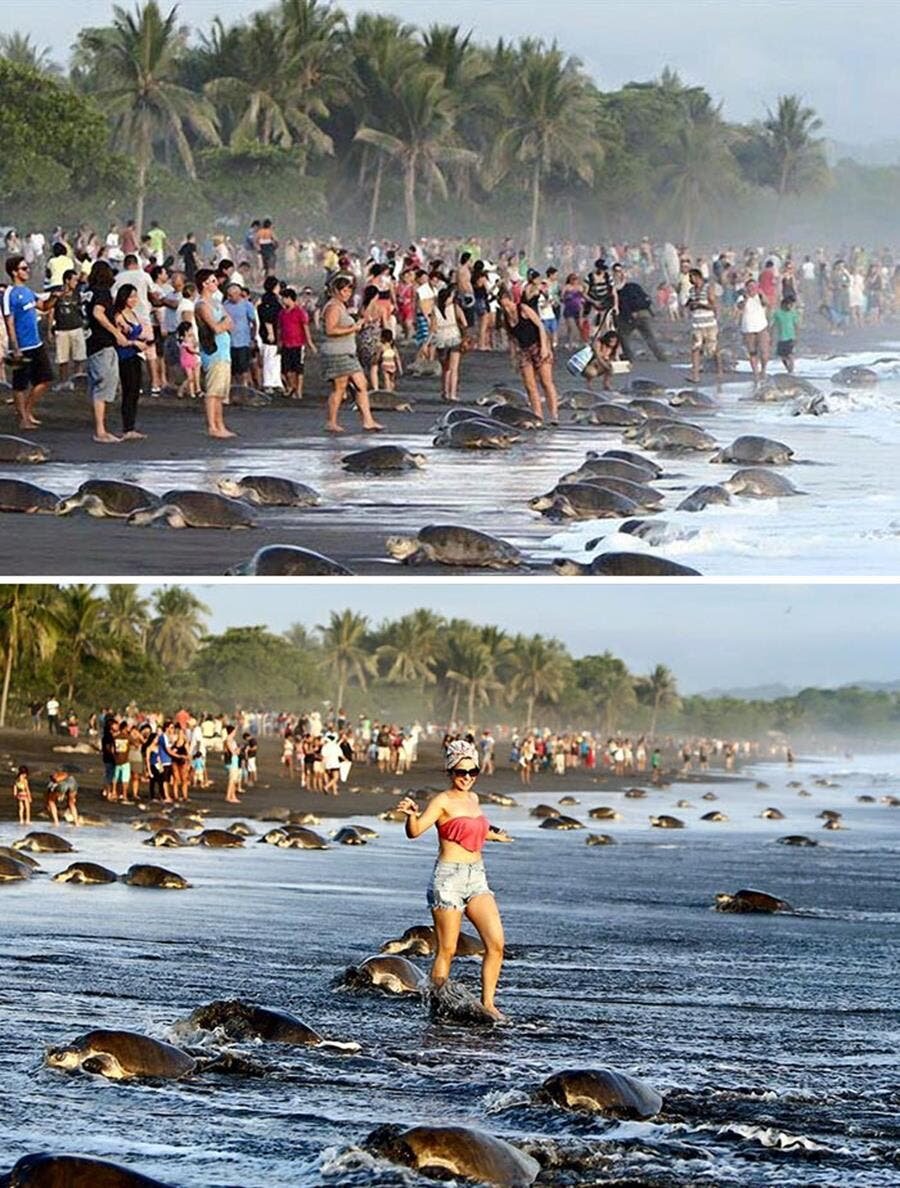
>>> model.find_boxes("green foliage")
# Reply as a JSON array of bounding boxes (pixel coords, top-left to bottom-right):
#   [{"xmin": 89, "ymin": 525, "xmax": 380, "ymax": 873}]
[{"xmin": 191, "ymin": 626, "xmax": 321, "ymax": 707}]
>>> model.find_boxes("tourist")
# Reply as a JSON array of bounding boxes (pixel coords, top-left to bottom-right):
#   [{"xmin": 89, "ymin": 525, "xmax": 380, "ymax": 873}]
[
  {"xmin": 113, "ymin": 284, "xmax": 152, "ymax": 440},
  {"xmin": 320, "ymin": 274, "xmax": 382, "ymax": 434},
  {"xmin": 176, "ymin": 320, "xmax": 201, "ymax": 398},
  {"xmin": 83, "ymin": 260, "xmax": 129, "ymax": 443},
  {"xmin": 12, "ymin": 765, "xmax": 31, "ymax": 826},
  {"xmin": 278, "ymin": 287, "xmax": 315, "ymax": 399},
  {"xmin": 737, "ymin": 276, "xmax": 770, "ymax": 380},
  {"xmin": 194, "ymin": 267, "xmax": 235, "ymax": 438},
  {"xmin": 45, "ymin": 695, "xmax": 60, "ymax": 735},
  {"xmin": 178, "ymin": 232, "xmax": 198, "ymax": 281},
  {"xmin": 583, "ymin": 329, "xmax": 622, "ymax": 391},
  {"xmin": 560, "ymin": 273, "xmax": 586, "ymax": 346},
  {"xmin": 257, "ymin": 219, "xmax": 278, "ymax": 277},
  {"xmin": 584, "ymin": 256, "xmax": 617, "ymax": 332},
  {"xmin": 49, "ymin": 768, "xmax": 80, "ymax": 825},
  {"xmin": 771, "ymin": 296, "xmax": 800, "ymax": 373},
  {"xmin": 683, "ymin": 267, "xmax": 721, "ymax": 383},
  {"xmin": 257, "ymin": 276, "xmax": 283, "ymax": 393},
  {"xmin": 612, "ymin": 263, "xmax": 667, "ymax": 362},
  {"xmin": 53, "ymin": 269, "xmax": 87, "ymax": 387},
  {"xmin": 111, "ymin": 721, "xmax": 132, "ymax": 802},
  {"xmin": 396, "ymin": 739, "xmax": 511, "ymax": 1021},
  {"xmin": 224, "ymin": 724, "xmax": 242, "ymax": 803},
  {"xmin": 3, "ymin": 255, "xmax": 57, "ymax": 429},
  {"xmin": 498, "ymin": 287, "xmax": 559, "ymax": 422},
  {"xmin": 378, "ymin": 328, "xmax": 401, "ymax": 390},
  {"xmin": 223, "ymin": 280, "xmax": 256, "ymax": 386},
  {"xmin": 431, "ymin": 282, "xmax": 468, "ymax": 402}
]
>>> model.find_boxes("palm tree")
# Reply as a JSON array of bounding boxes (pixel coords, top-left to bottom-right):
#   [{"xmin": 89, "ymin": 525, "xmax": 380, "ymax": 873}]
[
  {"xmin": 276, "ymin": 0, "xmax": 347, "ymax": 156},
  {"xmin": 656, "ymin": 113, "xmax": 738, "ymax": 244},
  {"xmin": 576, "ymin": 652, "xmax": 638, "ymax": 737},
  {"xmin": 102, "ymin": 585, "xmax": 151, "ymax": 654},
  {"xmin": 0, "ymin": 32, "xmax": 59, "ymax": 74},
  {"xmin": 376, "ymin": 609, "xmax": 443, "ymax": 694},
  {"xmin": 148, "ymin": 586, "xmax": 209, "ymax": 671},
  {"xmin": 202, "ymin": 14, "xmax": 295, "ymax": 149},
  {"xmin": 317, "ymin": 610, "xmax": 377, "ymax": 712},
  {"xmin": 51, "ymin": 585, "xmax": 113, "ymax": 704},
  {"xmin": 445, "ymin": 632, "xmax": 503, "ymax": 729},
  {"xmin": 486, "ymin": 41, "xmax": 603, "ymax": 257},
  {"xmin": 637, "ymin": 664, "xmax": 681, "ymax": 736},
  {"xmin": 507, "ymin": 635, "xmax": 572, "ymax": 728},
  {"xmin": 80, "ymin": 1, "xmax": 219, "ymax": 234},
  {"xmin": 348, "ymin": 13, "xmax": 420, "ymax": 237},
  {"xmin": 355, "ymin": 67, "xmax": 475, "ymax": 239},
  {"xmin": 761, "ymin": 94, "xmax": 826, "ymax": 197},
  {"xmin": 0, "ymin": 585, "xmax": 60, "ymax": 727}
]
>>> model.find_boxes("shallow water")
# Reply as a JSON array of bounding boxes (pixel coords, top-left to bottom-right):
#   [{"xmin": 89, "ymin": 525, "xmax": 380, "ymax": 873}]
[
  {"xmin": 1, "ymin": 753, "xmax": 898, "ymax": 1186},
  {"xmin": 6, "ymin": 348, "xmax": 900, "ymax": 574}
]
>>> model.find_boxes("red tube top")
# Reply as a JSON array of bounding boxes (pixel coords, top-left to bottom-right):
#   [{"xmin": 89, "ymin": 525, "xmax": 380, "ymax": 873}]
[{"xmin": 436, "ymin": 814, "xmax": 491, "ymax": 852}]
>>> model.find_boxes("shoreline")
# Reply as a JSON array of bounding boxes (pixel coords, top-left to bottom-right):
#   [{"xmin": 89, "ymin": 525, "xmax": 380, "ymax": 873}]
[
  {"xmin": 0, "ymin": 316, "xmax": 896, "ymax": 577},
  {"xmin": 0, "ymin": 726, "xmax": 753, "ymax": 827}
]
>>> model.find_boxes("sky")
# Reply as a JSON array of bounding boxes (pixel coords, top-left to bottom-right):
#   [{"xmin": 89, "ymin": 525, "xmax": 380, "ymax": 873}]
[
  {"xmin": 139, "ymin": 582, "xmax": 900, "ymax": 695},
  {"xmin": 9, "ymin": 0, "xmax": 897, "ymax": 146}
]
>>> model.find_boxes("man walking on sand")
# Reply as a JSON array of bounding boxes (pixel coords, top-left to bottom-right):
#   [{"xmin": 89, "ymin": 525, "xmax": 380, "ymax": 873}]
[
  {"xmin": 3, "ymin": 256, "xmax": 57, "ymax": 429},
  {"xmin": 194, "ymin": 268, "xmax": 235, "ymax": 438}
]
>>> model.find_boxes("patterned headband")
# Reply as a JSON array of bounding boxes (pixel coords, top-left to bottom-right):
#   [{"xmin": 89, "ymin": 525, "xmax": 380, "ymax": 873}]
[{"xmin": 445, "ymin": 739, "xmax": 480, "ymax": 771}]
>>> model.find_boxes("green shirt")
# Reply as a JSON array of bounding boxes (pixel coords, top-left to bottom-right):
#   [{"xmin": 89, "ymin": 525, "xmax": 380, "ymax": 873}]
[
  {"xmin": 147, "ymin": 227, "xmax": 167, "ymax": 258},
  {"xmin": 772, "ymin": 308, "xmax": 799, "ymax": 341}
]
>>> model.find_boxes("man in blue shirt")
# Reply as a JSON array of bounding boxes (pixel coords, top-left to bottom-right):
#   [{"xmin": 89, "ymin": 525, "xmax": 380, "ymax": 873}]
[
  {"xmin": 3, "ymin": 255, "xmax": 57, "ymax": 429},
  {"xmin": 223, "ymin": 281, "xmax": 256, "ymax": 385}
]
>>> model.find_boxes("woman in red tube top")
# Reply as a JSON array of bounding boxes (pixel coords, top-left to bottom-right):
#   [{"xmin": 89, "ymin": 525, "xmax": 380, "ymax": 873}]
[{"xmin": 397, "ymin": 738, "xmax": 511, "ymax": 1020}]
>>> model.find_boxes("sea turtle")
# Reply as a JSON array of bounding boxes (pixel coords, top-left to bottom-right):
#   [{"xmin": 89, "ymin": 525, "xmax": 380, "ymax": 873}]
[
  {"xmin": 677, "ymin": 484, "xmax": 732, "ymax": 512},
  {"xmin": 626, "ymin": 422, "xmax": 717, "ymax": 452},
  {"xmin": 126, "ymin": 490, "xmax": 255, "ymax": 529},
  {"xmin": 560, "ymin": 457, "xmax": 660, "ymax": 485},
  {"xmin": 831, "ymin": 364, "xmax": 877, "ymax": 387},
  {"xmin": 627, "ymin": 377, "xmax": 667, "ymax": 396},
  {"xmin": 1, "ymin": 1154, "xmax": 174, "ymax": 1187},
  {"xmin": 588, "ymin": 806, "xmax": 622, "ymax": 820},
  {"xmin": 0, "ymin": 854, "xmax": 34, "ymax": 882},
  {"xmin": 46, "ymin": 1029, "xmax": 197, "ymax": 1080},
  {"xmin": 0, "ymin": 845, "xmax": 40, "ymax": 870},
  {"xmin": 629, "ymin": 397, "xmax": 683, "ymax": 419},
  {"xmin": 333, "ymin": 826, "xmax": 367, "ymax": 846},
  {"xmin": 533, "ymin": 483, "xmax": 640, "ymax": 520},
  {"xmin": 226, "ymin": 545, "xmax": 352, "ymax": 576},
  {"xmin": 485, "ymin": 383, "xmax": 530, "ymax": 405},
  {"xmin": 52, "ymin": 862, "xmax": 118, "ymax": 884},
  {"xmin": 381, "ymin": 925, "xmax": 484, "ymax": 958},
  {"xmin": 710, "ymin": 436, "xmax": 794, "ymax": 465},
  {"xmin": 539, "ymin": 815, "xmax": 585, "ymax": 830},
  {"xmin": 529, "ymin": 804, "xmax": 560, "ymax": 818},
  {"xmin": 143, "ymin": 828, "xmax": 186, "ymax": 848},
  {"xmin": 433, "ymin": 420, "xmax": 520, "ymax": 449},
  {"xmin": 650, "ymin": 814, "xmax": 684, "ymax": 829},
  {"xmin": 776, "ymin": 834, "xmax": 818, "ymax": 847},
  {"xmin": 669, "ymin": 388, "xmax": 719, "ymax": 410},
  {"xmin": 185, "ymin": 829, "xmax": 245, "ymax": 848},
  {"xmin": 121, "ymin": 864, "xmax": 191, "ymax": 889},
  {"xmin": 0, "ymin": 478, "xmax": 59, "ymax": 513},
  {"xmin": 386, "ymin": 524, "xmax": 524, "ymax": 569},
  {"xmin": 183, "ymin": 999, "xmax": 360, "ymax": 1051},
  {"xmin": 574, "ymin": 476, "xmax": 665, "ymax": 509},
  {"xmin": 585, "ymin": 833, "xmax": 617, "ymax": 846},
  {"xmin": 722, "ymin": 468, "xmax": 803, "ymax": 498},
  {"xmin": 0, "ymin": 435, "xmax": 50, "ymax": 463},
  {"xmin": 228, "ymin": 384, "xmax": 271, "ymax": 407},
  {"xmin": 542, "ymin": 1068, "xmax": 663, "ymax": 1119},
  {"xmin": 258, "ymin": 826, "xmax": 330, "ymax": 849},
  {"xmin": 226, "ymin": 821, "xmax": 256, "ymax": 837},
  {"xmin": 345, "ymin": 954, "xmax": 426, "ymax": 994},
  {"xmin": 593, "ymin": 448, "xmax": 664, "ymax": 477},
  {"xmin": 573, "ymin": 403, "xmax": 646, "ymax": 427},
  {"xmin": 714, "ymin": 889, "xmax": 792, "ymax": 913},
  {"xmin": 361, "ymin": 389, "xmax": 415, "ymax": 412},
  {"xmin": 792, "ymin": 393, "xmax": 829, "ymax": 416},
  {"xmin": 341, "ymin": 445, "xmax": 426, "ymax": 473},
  {"xmin": 216, "ymin": 475, "xmax": 320, "ymax": 506},
  {"xmin": 701, "ymin": 810, "xmax": 729, "ymax": 822},
  {"xmin": 56, "ymin": 480, "xmax": 159, "ymax": 519},
  {"xmin": 553, "ymin": 553, "xmax": 700, "ymax": 576},
  {"xmin": 12, "ymin": 832, "xmax": 74, "ymax": 854},
  {"xmin": 760, "ymin": 808, "xmax": 785, "ymax": 820},
  {"xmin": 366, "ymin": 1124, "xmax": 539, "ymax": 1187},
  {"xmin": 488, "ymin": 403, "xmax": 544, "ymax": 429}
]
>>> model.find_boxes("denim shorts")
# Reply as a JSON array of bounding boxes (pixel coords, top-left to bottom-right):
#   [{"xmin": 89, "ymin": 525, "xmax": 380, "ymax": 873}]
[{"xmin": 427, "ymin": 860, "xmax": 492, "ymax": 911}]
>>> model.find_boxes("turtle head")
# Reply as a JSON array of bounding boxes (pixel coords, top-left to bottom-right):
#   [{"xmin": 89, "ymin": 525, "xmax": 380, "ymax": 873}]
[
  {"xmin": 54, "ymin": 495, "xmax": 81, "ymax": 516},
  {"xmin": 552, "ymin": 558, "xmax": 587, "ymax": 576},
  {"xmin": 410, "ymin": 453, "xmax": 427, "ymax": 469},
  {"xmin": 127, "ymin": 505, "xmax": 166, "ymax": 526},
  {"xmin": 528, "ymin": 491, "xmax": 556, "ymax": 512},
  {"xmin": 45, "ymin": 1043, "xmax": 82, "ymax": 1070},
  {"xmin": 216, "ymin": 478, "xmax": 243, "ymax": 498},
  {"xmin": 224, "ymin": 558, "xmax": 254, "ymax": 576},
  {"xmin": 714, "ymin": 893, "xmax": 732, "ymax": 907},
  {"xmin": 385, "ymin": 535, "xmax": 418, "ymax": 561}
]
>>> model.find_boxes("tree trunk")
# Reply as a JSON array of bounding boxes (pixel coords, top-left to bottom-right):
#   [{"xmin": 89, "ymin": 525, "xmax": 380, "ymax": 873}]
[
  {"xmin": 529, "ymin": 159, "xmax": 541, "ymax": 260},
  {"xmin": 135, "ymin": 156, "xmax": 148, "ymax": 240},
  {"xmin": 0, "ymin": 620, "xmax": 15, "ymax": 729},
  {"xmin": 404, "ymin": 154, "xmax": 417, "ymax": 240},
  {"xmin": 650, "ymin": 695, "xmax": 659, "ymax": 738},
  {"xmin": 450, "ymin": 685, "xmax": 460, "ymax": 728},
  {"xmin": 336, "ymin": 668, "xmax": 345, "ymax": 719},
  {"xmin": 367, "ymin": 156, "xmax": 383, "ymax": 241},
  {"xmin": 526, "ymin": 694, "xmax": 535, "ymax": 729}
]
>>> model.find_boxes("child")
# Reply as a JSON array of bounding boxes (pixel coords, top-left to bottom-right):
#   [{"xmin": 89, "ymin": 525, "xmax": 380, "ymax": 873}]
[
  {"xmin": 771, "ymin": 296, "xmax": 800, "ymax": 373},
  {"xmin": 13, "ymin": 765, "xmax": 31, "ymax": 825},
  {"xmin": 176, "ymin": 320, "xmax": 201, "ymax": 397},
  {"xmin": 379, "ymin": 328, "xmax": 402, "ymax": 390},
  {"xmin": 242, "ymin": 732, "xmax": 258, "ymax": 786},
  {"xmin": 278, "ymin": 287, "xmax": 316, "ymax": 399}
]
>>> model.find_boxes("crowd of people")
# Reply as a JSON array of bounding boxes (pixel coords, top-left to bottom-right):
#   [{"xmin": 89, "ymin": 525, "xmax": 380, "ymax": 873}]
[{"xmin": 2, "ymin": 217, "xmax": 896, "ymax": 441}]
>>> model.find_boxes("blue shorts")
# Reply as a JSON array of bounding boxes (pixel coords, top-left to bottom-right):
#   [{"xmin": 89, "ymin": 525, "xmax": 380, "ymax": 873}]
[
  {"xmin": 427, "ymin": 860, "xmax": 491, "ymax": 912},
  {"xmin": 415, "ymin": 312, "xmax": 429, "ymax": 346},
  {"xmin": 113, "ymin": 762, "xmax": 131, "ymax": 783}
]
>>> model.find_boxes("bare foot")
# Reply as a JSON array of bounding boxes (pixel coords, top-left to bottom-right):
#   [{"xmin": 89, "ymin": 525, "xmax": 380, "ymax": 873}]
[
  {"xmin": 208, "ymin": 429, "xmax": 237, "ymax": 438},
  {"xmin": 19, "ymin": 419, "xmax": 41, "ymax": 430},
  {"xmin": 93, "ymin": 433, "xmax": 122, "ymax": 443},
  {"xmin": 122, "ymin": 430, "xmax": 146, "ymax": 440},
  {"xmin": 361, "ymin": 421, "xmax": 384, "ymax": 432},
  {"xmin": 483, "ymin": 1005, "xmax": 507, "ymax": 1022},
  {"xmin": 325, "ymin": 423, "xmax": 345, "ymax": 434}
]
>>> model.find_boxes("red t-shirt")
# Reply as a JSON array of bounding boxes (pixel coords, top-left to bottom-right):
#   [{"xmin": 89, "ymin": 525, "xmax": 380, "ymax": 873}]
[{"xmin": 278, "ymin": 305, "xmax": 309, "ymax": 348}]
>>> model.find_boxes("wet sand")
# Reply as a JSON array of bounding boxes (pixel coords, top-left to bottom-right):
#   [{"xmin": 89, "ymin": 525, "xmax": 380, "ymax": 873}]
[
  {"xmin": 0, "ymin": 317, "xmax": 894, "ymax": 576},
  {"xmin": 0, "ymin": 726, "xmax": 741, "ymax": 826}
]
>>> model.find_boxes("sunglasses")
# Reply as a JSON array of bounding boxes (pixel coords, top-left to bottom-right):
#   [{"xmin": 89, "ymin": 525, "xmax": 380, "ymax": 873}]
[{"xmin": 452, "ymin": 767, "xmax": 479, "ymax": 778}]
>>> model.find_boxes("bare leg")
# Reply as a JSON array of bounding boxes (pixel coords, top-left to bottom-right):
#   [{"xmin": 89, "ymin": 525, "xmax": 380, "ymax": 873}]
[
  {"xmin": 465, "ymin": 892, "xmax": 505, "ymax": 1018},
  {"xmin": 430, "ymin": 906, "xmax": 463, "ymax": 987},
  {"xmin": 351, "ymin": 372, "xmax": 383, "ymax": 430},
  {"xmin": 519, "ymin": 361, "xmax": 543, "ymax": 418},
  {"xmin": 537, "ymin": 359, "xmax": 559, "ymax": 422},
  {"xmin": 326, "ymin": 376, "xmax": 347, "ymax": 432}
]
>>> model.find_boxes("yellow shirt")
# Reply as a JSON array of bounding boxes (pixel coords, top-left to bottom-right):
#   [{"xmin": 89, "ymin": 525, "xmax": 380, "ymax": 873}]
[{"xmin": 47, "ymin": 255, "xmax": 73, "ymax": 287}]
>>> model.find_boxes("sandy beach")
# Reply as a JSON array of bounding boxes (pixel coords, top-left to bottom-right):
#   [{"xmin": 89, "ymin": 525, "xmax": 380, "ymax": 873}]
[
  {"xmin": 1, "ymin": 316, "xmax": 896, "ymax": 577},
  {"xmin": 0, "ymin": 725, "xmax": 743, "ymax": 827}
]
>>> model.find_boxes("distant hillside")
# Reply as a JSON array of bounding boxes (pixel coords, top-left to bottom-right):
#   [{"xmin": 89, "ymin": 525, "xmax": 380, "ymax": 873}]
[{"xmin": 699, "ymin": 679, "xmax": 900, "ymax": 700}]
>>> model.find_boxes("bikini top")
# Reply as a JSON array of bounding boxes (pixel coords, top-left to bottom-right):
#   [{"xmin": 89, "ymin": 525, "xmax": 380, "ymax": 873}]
[{"xmin": 436, "ymin": 814, "xmax": 491, "ymax": 852}]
